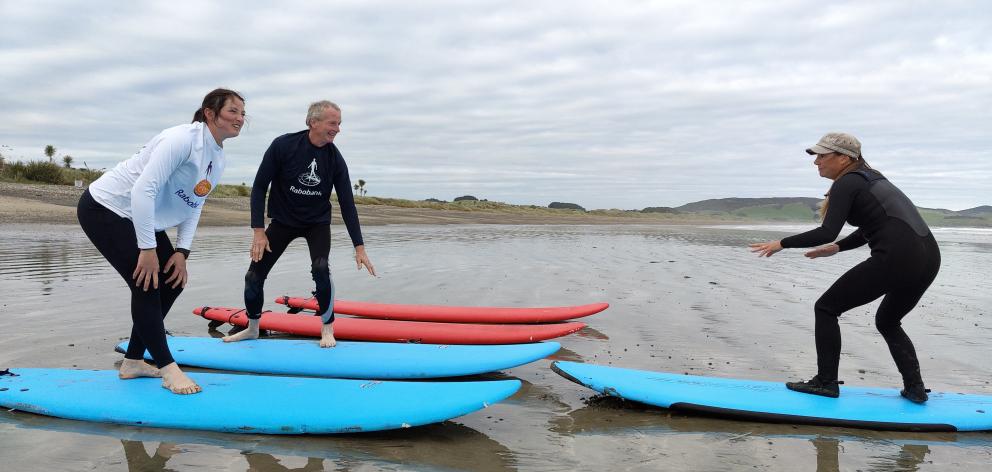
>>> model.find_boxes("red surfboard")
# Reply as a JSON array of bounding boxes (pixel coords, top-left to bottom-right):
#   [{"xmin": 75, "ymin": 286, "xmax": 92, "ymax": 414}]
[
  {"xmin": 274, "ymin": 296, "xmax": 609, "ymax": 324},
  {"xmin": 195, "ymin": 307, "xmax": 587, "ymax": 345}
]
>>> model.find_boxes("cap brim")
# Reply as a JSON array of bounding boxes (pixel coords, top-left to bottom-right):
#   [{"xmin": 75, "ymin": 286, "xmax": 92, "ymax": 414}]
[{"xmin": 806, "ymin": 144, "xmax": 833, "ymax": 155}]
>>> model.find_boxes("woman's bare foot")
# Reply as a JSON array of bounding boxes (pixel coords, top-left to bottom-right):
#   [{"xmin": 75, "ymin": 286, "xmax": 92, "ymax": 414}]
[
  {"xmin": 223, "ymin": 318, "xmax": 260, "ymax": 343},
  {"xmin": 160, "ymin": 363, "xmax": 202, "ymax": 394},
  {"xmin": 320, "ymin": 323, "xmax": 337, "ymax": 348},
  {"xmin": 118, "ymin": 358, "xmax": 162, "ymax": 379}
]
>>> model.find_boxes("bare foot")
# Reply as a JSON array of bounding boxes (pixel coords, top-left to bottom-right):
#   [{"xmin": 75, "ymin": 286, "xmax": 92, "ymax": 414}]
[
  {"xmin": 118, "ymin": 358, "xmax": 162, "ymax": 379},
  {"xmin": 320, "ymin": 323, "xmax": 337, "ymax": 348},
  {"xmin": 160, "ymin": 363, "xmax": 202, "ymax": 394},
  {"xmin": 222, "ymin": 318, "xmax": 260, "ymax": 343}
]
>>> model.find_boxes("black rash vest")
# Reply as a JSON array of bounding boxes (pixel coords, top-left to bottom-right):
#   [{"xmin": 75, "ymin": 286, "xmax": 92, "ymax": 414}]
[
  {"xmin": 781, "ymin": 166, "xmax": 930, "ymax": 252},
  {"xmin": 250, "ymin": 130, "xmax": 364, "ymax": 247}
]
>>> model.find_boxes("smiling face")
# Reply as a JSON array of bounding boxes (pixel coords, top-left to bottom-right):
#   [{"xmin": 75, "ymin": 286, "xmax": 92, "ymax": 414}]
[
  {"xmin": 307, "ymin": 108, "xmax": 341, "ymax": 147},
  {"xmin": 205, "ymin": 97, "xmax": 246, "ymax": 142},
  {"xmin": 814, "ymin": 152, "xmax": 853, "ymax": 180}
]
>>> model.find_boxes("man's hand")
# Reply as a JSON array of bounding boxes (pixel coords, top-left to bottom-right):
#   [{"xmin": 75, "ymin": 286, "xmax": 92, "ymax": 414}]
[
  {"xmin": 355, "ymin": 245, "xmax": 376, "ymax": 277},
  {"xmin": 250, "ymin": 228, "xmax": 271, "ymax": 262}
]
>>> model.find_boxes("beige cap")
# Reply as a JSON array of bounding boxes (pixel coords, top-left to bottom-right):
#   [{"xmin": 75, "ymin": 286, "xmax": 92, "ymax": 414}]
[{"xmin": 806, "ymin": 132, "xmax": 861, "ymax": 159}]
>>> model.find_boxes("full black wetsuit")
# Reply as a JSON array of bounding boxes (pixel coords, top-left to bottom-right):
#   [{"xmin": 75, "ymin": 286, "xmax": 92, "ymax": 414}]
[
  {"xmin": 780, "ymin": 166, "xmax": 940, "ymax": 388},
  {"xmin": 245, "ymin": 130, "xmax": 364, "ymax": 324}
]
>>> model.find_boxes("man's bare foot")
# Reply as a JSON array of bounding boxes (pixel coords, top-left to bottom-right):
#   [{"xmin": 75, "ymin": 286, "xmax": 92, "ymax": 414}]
[
  {"xmin": 222, "ymin": 318, "xmax": 260, "ymax": 343},
  {"xmin": 320, "ymin": 323, "xmax": 337, "ymax": 348},
  {"xmin": 160, "ymin": 363, "xmax": 201, "ymax": 394},
  {"xmin": 119, "ymin": 358, "xmax": 162, "ymax": 379}
]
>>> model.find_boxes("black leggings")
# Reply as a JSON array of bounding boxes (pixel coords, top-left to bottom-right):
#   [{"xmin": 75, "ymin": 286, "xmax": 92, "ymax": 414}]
[
  {"xmin": 813, "ymin": 233, "xmax": 940, "ymax": 384},
  {"xmin": 244, "ymin": 221, "xmax": 334, "ymax": 323},
  {"xmin": 77, "ymin": 189, "xmax": 180, "ymax": 368}
]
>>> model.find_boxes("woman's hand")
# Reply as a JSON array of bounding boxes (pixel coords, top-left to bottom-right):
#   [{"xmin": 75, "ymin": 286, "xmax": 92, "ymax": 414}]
[
  {"xmin": 805, "ymin": 243, "xmax": 840, "ymax": 259},
  {"xmin": 163, "ymin": 252, "xmax": 189, "ymax": 288},
  {"xmin": 250, "ymin": 228, "xmax": 271, "ymax": 262},
  {"xmin": 749, "ymin": 240, "xmax": 783, "ymax": 258},
  {"xmin": 133, "ymin": 249, "xmax": 159, "ymax": 291},
  {"xmin": 355, "ymin": 245, "xmax": 377, "ymax": 277}
]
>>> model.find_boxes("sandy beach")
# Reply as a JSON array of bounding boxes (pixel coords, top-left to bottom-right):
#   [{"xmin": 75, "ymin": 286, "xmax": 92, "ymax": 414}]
[
  {"xmin": 1, "ymin": 184, "xmax": 991, "ymax": 471},
  {"xmin": 0, "ymin": 182, "xmax": 717, "ymax": 227}
]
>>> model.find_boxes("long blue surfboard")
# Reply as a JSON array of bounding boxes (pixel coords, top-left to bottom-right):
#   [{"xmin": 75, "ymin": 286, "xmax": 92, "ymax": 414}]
[
  {"xmin": 552, "ymin": 361, "xmax": 992, "ymax": 432},
  {"xmin": 116, "ymin": 337, "xmax": 559, "ymax": 379},
  {"xmin": 0, "ymin": 368, "xmax": 520, "ymax": 434}
]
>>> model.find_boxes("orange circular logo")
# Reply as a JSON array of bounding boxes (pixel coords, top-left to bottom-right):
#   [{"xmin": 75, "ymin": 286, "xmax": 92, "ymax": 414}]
[{"xmin": 193, "ymin": 179, "xmax": 212, "ymax": 197}]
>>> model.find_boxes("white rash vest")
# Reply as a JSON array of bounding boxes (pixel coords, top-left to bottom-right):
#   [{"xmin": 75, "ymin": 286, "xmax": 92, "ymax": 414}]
[{"xmin": 88, "ymin": 122, "xmax": 225, "ymax": 250}]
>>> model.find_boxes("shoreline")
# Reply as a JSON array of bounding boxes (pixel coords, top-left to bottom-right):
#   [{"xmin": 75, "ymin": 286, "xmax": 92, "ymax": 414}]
[{"xmin": 0, "ymin": 182, "xmax": 738, "ymax": 227}]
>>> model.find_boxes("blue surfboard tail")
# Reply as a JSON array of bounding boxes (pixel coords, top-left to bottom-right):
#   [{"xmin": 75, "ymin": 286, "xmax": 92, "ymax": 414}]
[{"xmin": 552, "ymin": 361, "xmax": 992, "ymax": 432}]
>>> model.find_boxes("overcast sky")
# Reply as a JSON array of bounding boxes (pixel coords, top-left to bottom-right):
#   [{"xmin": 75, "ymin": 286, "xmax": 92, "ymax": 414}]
[{"xmin": 1, "ymin": 0, "xmax": 989, "ymax": 210}]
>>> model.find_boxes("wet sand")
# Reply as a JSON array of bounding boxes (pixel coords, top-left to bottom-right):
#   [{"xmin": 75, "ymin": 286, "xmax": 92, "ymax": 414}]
[
  {"xmin": 1, "ymin": 223, "xmax": 990, "ymax": 471},
  {"xmin": 0, "ymin": 182, "xmax": 717, "ymax": 227}
]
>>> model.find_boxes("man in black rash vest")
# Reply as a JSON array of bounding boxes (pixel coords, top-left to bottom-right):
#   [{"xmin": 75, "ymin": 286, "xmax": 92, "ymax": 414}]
[
  {"xmin": 223, "ymin": 100, "xmax": 376, "ymax": 347},
  {"xmin": 750, "ymin": 132, "xmax": 939, "ymax": 403}
]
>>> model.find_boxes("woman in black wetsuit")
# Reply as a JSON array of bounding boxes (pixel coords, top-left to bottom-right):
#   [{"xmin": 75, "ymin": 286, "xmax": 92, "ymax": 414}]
[{"xmin": 749, "ymin": 132, "xmax": 939, "ymax": 403}]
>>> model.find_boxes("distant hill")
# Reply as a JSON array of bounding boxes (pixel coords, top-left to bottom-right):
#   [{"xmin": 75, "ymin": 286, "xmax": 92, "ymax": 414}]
[
  {"xmin": 548, "ymin": 202, "xmax": 586, "ymax": 211},
  {"xmin": 675, "ymin": 197, "xmax": 821, "ymax": 213},
  {"xmin": 960, "ymin": 205, "xmax": 992, "ymax": 217},
  {"xmin": 660, "ymin": 197, "xmax": 991, "ymax": 227},
  {"xmin": 669, "ymin": 197, "xmax": 821, "ymax": 222}
]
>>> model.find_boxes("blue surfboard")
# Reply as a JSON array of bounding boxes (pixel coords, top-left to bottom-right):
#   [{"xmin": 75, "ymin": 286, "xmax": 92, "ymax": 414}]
[
  {"xmin": 116, "ymin": 337, "xmax": 559, "ymax": 379},
  {"xmin": 552, "ymin": 361, "xmax": 992, "ymax": 432},
  {"xmin": 0, "ymin": 368, "xmax": 521, "ymax": 434}
]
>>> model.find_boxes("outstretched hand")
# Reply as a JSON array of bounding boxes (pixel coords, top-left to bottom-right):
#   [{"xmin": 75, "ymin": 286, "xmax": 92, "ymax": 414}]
[
  {"xmin": 805, "ymin": 243, "xmax": 840, "ymax": 259},
  {"xmin": 749, "ymin": 240, "xmax": 783, "ymax": 258},
  {"xmin": 355, "ymin": 245, "xmax": 377, "ymax": 277}
]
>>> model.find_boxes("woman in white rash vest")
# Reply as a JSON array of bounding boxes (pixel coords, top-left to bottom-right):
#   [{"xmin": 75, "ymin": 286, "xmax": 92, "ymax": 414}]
[{"xmin": 77, "ymin": 88, "xmax": 246, "ymax": 394}]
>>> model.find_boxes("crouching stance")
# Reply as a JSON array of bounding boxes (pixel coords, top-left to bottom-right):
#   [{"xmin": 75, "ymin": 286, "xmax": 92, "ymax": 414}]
[
  {"xmin": 750, "ymin": 132, "xmax": 939, "ymax": 403},
  {"xmin": 224, "ymin": 100, "xmax": 375, "ymax": 347},
  {"xmin": 80, "ymin": 88, "xmax": 246, "ymax": 393}
]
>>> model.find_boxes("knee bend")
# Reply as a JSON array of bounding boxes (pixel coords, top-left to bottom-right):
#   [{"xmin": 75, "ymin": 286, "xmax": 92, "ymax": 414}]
[
  {"xmin": 311, "ymin": 257, "xmax": 329, "ymax": 275},
  {"xmin": 875, "ymin": 318, "xmax": 902, "ymax": 336},
  {"xmin": 244, "ymin": 270, "xmax": 265, "ymax": 294},
  {"xmin": 244, "ymin": 270, "xmax": 263, "ymax": 286},
  {"xmin": 814, "ymin": 297, "xmax": 842, "ymax": 318}
]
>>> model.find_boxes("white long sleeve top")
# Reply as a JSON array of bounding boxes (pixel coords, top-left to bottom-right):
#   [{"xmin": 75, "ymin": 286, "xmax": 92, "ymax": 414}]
[{"xmin": 88, "ymin": 122, "xmax": 225, "ymax": 250}]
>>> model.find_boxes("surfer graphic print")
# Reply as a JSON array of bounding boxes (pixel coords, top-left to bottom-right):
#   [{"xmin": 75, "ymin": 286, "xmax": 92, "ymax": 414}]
[
  {"xmin": 194, "ymin": 161, "xmax": 213, "ymax": 197},
  {"xmin": 298, "ymin": 159, "xmax": 321, "ymax": 187}
]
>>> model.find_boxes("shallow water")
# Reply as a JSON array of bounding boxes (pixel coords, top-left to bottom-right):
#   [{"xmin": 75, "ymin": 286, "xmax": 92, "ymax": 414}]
[{"xmin": 1, "ymin": 223, "xmax": 991, "ymax": 471}]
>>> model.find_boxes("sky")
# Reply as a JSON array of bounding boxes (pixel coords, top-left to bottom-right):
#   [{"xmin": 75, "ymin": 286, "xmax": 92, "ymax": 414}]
[{"xmin": 1, "ymin": 0, "xmax": 989, "ymax": 211}]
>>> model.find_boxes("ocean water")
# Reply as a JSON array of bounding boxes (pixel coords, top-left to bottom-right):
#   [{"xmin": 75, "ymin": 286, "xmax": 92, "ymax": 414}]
[{"xmin": 1, "ymin": 223, "xmax": 990, "ymax": 471}]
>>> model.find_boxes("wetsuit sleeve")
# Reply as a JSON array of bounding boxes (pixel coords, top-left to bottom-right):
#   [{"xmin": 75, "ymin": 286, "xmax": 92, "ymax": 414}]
[
  {"xmin": 131, "ymin": 133, "xmax": 193, "ymax": 249},
  {"xmin": 175, "ymin": 206, "xmax": 203, "ymax": 250},
  {"xmin": 250, "ymin": 140, "xmax": 280, "ymax": 228},
  {"xmin": 781, "ymin": 175, "xmax": 861, "ymax": 249},
  {"xmin": 334, "ymin": 154, "xmax": 365, "ymax": 247},
  {"xmin": 835, "ymin": 228, "xmax": 868, "ymax": 251}
]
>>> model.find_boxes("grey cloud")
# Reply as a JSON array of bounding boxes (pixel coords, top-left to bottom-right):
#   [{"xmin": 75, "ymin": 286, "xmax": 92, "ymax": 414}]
[{"xmin": 1, "ymin": 0, "xmax": 988, "ymax": 211}]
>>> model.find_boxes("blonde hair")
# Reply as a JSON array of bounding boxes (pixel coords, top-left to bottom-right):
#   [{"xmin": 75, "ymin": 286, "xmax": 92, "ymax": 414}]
[{"xmin": 818, "ymin": 156, "xmax": 874, "ymax": 219}]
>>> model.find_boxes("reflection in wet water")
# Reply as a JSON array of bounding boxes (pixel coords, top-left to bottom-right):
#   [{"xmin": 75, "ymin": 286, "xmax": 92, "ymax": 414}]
[
  {"xmin": 550, "ymin": 396, "xmax": 984, "ymax": 472},
  {"xmin": 0, "ymin": 410, "xmax": 517, "ymax": 471},
  {"xmin": 1, "ymin": 223, "xmax": 991, "ymax": 471}
]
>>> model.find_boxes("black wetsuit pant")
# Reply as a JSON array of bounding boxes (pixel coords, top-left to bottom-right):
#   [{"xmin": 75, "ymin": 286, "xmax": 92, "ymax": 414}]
[
  {"xmin": 244, "ymin": 220, "xmax": 334, "ymax": 323},
  {"xmin": 77, "ymin": 189, "xmax": 179, "ymax": 368},
  {"xmin": 814, "ymin": 229, "xmax": 940, "ymax": 386}
]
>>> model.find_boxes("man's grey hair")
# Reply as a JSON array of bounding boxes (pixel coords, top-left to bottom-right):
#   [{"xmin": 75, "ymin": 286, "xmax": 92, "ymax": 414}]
[{"xmin": 305, "ymin": 100, "xmax": 341, "ymax": 127}]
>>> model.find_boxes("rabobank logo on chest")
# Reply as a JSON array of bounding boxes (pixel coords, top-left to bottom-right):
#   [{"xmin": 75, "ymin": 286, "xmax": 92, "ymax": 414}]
[{"xmin": 175, "ymin": 189, "xmax": 201, "ymax": 208}]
